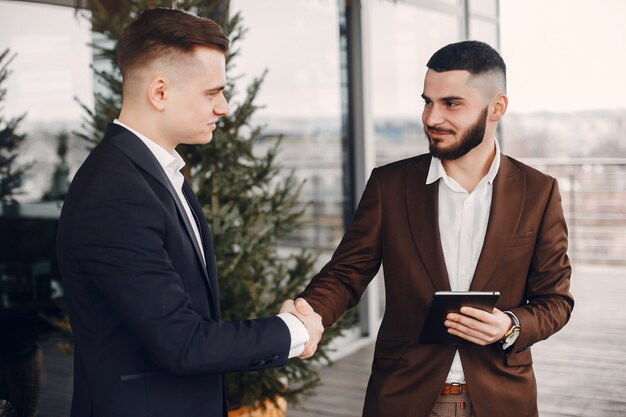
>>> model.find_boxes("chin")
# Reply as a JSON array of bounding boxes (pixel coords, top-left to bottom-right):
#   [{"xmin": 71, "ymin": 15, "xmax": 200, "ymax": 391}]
[
  {"xmin": 180, "ymin": 136, "xmax": 212, "ymax": 147},
  {"xmin": 195, "ymin": 133, "xmax": 214, "ymax": 144}
]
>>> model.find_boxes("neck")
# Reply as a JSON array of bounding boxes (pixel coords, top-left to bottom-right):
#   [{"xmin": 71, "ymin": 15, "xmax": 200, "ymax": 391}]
[
  {"xmin": 118, "ymin": 107, "xmax": 176, "ymax": 153},
  {"xmin": 442, "ymin": 136, "xmax": 496, "ymax": 193}
]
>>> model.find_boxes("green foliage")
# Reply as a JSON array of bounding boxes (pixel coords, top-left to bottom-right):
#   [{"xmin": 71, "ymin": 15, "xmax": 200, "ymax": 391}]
[
  {"xmin": 0, "ymin": 48, "xmax": 30, "ymax": 201},
  {"xmin": 181, "ymin": 64, "xmax": 355, "ymax": 409},
  {"xmin": 77, "ymin": 0, "xmax": 355, "ymax": 410}
]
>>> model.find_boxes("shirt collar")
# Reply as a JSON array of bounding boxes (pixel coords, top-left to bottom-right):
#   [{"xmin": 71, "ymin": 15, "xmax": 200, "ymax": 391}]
[
  {"xmin": 113, "ymin": 120, "xmax": 185, "ymax": 180},
  {"xmin": 426, "ymin": 139, "xmax": 501, "ymax": 187}
]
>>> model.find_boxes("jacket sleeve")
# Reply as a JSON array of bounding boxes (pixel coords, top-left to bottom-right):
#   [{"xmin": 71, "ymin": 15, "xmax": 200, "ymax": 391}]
[
  {"xmin": 298, "ymin": 168, "xmax": 384, "ymax": 327},
  {"xmin": 64, "ymin": 170, "xmax": 290, "ymax": 375},
  {"xmin": 509, "ymin": 178, "xmax": 574, "ymax": 352}
]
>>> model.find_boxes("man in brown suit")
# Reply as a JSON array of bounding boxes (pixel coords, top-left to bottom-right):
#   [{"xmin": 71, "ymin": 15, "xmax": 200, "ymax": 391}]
[{"xmin": 292, "ymin": 41, "xmax": 574, "ymax": 416}]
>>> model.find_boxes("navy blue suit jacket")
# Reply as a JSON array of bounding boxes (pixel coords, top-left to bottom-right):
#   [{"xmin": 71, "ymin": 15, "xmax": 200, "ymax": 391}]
[{"xmin": 57, "ymin": 123, "xmax": 291, "ymax": 417}]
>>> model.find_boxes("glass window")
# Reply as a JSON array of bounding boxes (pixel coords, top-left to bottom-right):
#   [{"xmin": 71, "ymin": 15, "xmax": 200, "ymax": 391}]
[
  {"xmin": 469, "ymin": 0, "xmax": 498, "ymax": 18},
  {"xmin": 230, "ymin": 0, "xmax": 344, "ymax": 252},
  {"xmin": 0, "ymin": 0, "xmax": 91, "ymax": 336},
  {"xmin": 369, "ymin": 2, "xmax": 462, "ymax": 166},
  {"xmin": 469, "ymin": 18, "xmax": 499, "ymax": 46},
  {"xmin": 0, "ymin": 1, "xmax": 92, "ymax": 202}
]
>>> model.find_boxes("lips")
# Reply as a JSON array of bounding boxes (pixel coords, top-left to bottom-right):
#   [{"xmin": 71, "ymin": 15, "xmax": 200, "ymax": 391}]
[
  {"xmin": 426, "ymin": 126, "xmax": 455, "ymax": 140},
  {"xmin": 428, "ymin": 131, "xmax": 453, "ymax": 140},
  {"xmin": 428, "ymin": 127, "xmax": 454, "ymax": 134}
]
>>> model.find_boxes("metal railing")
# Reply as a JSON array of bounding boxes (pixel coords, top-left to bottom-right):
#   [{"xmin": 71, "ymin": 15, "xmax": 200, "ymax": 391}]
[
  {"xmin": 522, "ymin": 158, "xmax": 626, "ymax": 265},
  {"xmin": 278, "ymin": 150, "xmax": 626, "ymax": 265}
]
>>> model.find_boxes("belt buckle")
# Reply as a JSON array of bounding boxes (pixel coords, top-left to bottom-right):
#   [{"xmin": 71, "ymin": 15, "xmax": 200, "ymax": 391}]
[{"xmin": 450, "ymin": 382, "xmax": 463, "ymax": 395}]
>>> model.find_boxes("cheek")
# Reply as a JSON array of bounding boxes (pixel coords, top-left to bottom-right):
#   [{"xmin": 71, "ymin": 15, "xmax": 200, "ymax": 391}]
[{"xmin": 188, "ymin": 99, "xmax": 211, "ymax": 120}]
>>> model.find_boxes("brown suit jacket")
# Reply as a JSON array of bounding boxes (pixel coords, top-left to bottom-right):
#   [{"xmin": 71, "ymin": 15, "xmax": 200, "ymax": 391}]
[{"xmin": 299, "ymin": 153, "xmax": 574, "ymax": 417}]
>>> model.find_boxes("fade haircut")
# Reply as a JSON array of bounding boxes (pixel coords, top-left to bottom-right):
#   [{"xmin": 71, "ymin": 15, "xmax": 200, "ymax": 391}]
[
  {"xmin": 427, "ymin": 40, "xmax": 506, "ymax": 95},
  {"xmin": 117, "ymin": 8, "xmax": 229, "ymax": 82}
]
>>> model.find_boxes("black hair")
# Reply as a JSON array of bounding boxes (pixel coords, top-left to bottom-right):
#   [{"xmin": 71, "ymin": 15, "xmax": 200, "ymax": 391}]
[{"xmin": 427, "ymin": 40, "xmax": 506, "ymax": 80}]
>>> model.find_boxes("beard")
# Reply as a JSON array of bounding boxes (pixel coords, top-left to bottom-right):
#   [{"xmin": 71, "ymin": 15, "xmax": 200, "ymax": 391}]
[{"xmin": 425, "ymin": 107, "xmax": 488, "ymax": 161}]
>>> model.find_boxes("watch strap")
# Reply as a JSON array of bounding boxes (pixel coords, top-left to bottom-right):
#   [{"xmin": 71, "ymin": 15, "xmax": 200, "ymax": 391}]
[
  {"xmin": 500, "ymin": 310, "xmax": 521, "ymax": 350},
  {"xmin": 503, "ymin": 310, "xmax": 521, "ymax": 327}
]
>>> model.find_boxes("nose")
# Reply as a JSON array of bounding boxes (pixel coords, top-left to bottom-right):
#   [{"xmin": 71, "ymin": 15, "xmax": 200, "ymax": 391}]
[
  {"xmin": 423, "ymin": 104, "xmax": 444, "ymax": 128},
  {"xmin": 214, "ymin": 92, "xmax": 230, "ymax": 117}
]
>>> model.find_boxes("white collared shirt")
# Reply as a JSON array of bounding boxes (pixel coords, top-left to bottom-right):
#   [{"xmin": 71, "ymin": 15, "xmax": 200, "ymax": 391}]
[
  {"xmin": 426, "ymin": 140, "xmax": 501, "ymax": 383},
  {"xmin": 112, "ymin": 120, "xmax": 308, "ymax": 357}
]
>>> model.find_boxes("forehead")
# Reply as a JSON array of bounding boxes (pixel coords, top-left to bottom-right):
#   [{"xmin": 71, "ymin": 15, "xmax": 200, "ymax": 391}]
[
  {"xmin": 165, "ymin": 46, "xmax": 226, "ymax": 86},
  {"xmin": 422, "ymin": 69, "xmax": 480, "ymax": 100}
]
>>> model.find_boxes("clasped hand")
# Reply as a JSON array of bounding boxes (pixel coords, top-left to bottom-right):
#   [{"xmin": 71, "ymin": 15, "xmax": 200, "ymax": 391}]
[
  {"xmin": 445, "ymin": 306, "xmax": 511, "ymax": 345},
  {"xmin": 280, "ymin": 298, "xmax": 324, "ymax": 359}
]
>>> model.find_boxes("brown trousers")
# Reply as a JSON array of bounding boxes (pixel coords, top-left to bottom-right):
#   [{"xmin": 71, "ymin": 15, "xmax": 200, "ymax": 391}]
[{"xmin": 430, "ymin": 392, "xmax": 474, "ymax": 417}]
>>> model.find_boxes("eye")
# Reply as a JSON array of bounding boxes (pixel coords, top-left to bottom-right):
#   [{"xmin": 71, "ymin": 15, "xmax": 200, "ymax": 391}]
[
  {"xmin": 206, "ymin": 89, "xmax": 222, "ymax": 98},
  {"xmin": 446, "ymin": 101, "xmax": 459, "ymax": 108},
  {"xmin": 423, "ymin": 98, "xmax": 432, "ymax": 106}
]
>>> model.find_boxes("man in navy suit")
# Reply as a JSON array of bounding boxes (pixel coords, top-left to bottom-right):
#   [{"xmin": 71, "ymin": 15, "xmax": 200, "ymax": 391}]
[{"xmin": 56, "ymin": 8, "xmax": 323, "ymax": 417}]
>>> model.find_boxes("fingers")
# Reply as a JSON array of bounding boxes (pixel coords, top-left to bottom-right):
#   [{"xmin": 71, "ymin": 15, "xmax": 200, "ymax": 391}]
[
  {"xmin": 294, "ymin": 298, "xmax": 311, "ymax": 316},
  {"xmin": 279, "ymin": 299, "xmax": 313, "ymax": 319},
  {"xmin": 298, "ymin": 339, "xmax": 318, "ymax": 360},
  {"xmin": 280, "ymin": 298, "xmax": 312, "ymax": 316},
  {"xmin": 444, "ymin": 307, "xmax": 510, "ymax": 345},
  {"xmin": 279, "ymin": 299, "xmax": 324, "ymax": 359},
  {"xmin": 279, "ymin": 299, "xmax": 296, "ymax": 315},
  {"xmin": 297, "ymin": 309, "xmax": 324, "ymax": 359}
]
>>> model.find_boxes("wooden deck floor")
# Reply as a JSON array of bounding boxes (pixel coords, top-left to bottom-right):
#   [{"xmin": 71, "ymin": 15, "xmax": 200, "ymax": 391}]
[{"xmin": 35, "ymin": 263, "xmax": 626, "ymax": 417}]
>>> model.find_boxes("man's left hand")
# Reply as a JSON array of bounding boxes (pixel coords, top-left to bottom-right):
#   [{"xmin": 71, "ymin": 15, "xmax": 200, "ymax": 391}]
[{"xmin": 445, "ymin": 307, "xmax": 511, "ymax": 345}]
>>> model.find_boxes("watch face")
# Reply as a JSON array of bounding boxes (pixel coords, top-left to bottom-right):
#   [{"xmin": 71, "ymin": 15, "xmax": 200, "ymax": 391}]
[{"xmin": 506, "ymin": 328, "xmax": 520, "ymax": 344}]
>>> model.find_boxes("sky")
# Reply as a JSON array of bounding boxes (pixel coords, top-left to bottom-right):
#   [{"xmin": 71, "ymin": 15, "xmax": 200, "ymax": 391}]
[{"xmin": 499, "ymin": 0, "xmax": 626, "ymax": 114}]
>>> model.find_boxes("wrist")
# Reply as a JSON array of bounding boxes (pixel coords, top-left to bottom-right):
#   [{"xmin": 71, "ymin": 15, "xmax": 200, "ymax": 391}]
[{"xmin": 500, "ymin": 311, "xmax": 521, "ymax": 350}]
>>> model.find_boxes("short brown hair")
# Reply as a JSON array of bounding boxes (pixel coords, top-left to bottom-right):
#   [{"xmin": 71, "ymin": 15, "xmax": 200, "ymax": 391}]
[{"xmin": 117, "ymin": 8, "xmax": 229, "ymax": 79}]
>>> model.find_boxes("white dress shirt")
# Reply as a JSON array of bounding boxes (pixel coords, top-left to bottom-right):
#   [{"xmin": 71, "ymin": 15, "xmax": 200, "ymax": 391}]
[
  {"xmin": 113, "ymin": 120, "xmax": 308, "ymax": 357},
  {"xmin": 425, "ymin": 140, "xmax": 501, "ymax": 383}
]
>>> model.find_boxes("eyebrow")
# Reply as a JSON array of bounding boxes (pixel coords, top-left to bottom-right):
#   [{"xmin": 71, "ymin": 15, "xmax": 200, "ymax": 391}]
[
  {"xmin": 205, "ymin": 85, "xmax": 226, "ymax": 94},
  {"xmin": 421, "ymin": 93, "xmax": 465, "ymax": 102}
]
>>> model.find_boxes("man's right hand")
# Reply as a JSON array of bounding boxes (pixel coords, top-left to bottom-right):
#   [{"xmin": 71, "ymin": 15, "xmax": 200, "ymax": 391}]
[{"xmin": 280, "ymin": 298, "xmax": 324, "ymax": 359}]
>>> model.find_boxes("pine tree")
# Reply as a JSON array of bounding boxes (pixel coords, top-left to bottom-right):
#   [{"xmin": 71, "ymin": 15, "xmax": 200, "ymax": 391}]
[
  {"xmin": 76, "ymin": 1, "xmax": 355, "ymax": 409},
  {"xmin": 0, "ymin": 48, "xmax": 30, "ymax": 203},
  {"xmin": 43, "ymin": 131, "xmax": 70, "ymax": 201}
]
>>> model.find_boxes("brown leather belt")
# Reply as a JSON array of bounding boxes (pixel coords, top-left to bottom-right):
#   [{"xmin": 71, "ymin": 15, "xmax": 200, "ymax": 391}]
[{"xmin": 441, "ymin": 383, "xmax": 469, "ymax": 395}]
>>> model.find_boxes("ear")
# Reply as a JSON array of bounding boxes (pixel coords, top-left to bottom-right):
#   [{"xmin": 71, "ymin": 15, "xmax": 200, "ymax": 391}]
[
  {"xmin": 489, "ymin": 94, "xmax": 508, "ymax": 122},
  {"xmin": 147, "ymin": 77, "xmax": 168, "ymax": 111}
]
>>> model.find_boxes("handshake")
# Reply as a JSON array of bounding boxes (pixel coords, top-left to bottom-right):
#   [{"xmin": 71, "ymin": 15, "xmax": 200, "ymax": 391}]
[{"xmin": 280, "ymin": 298, "xmax": 324, "ymax": 360}]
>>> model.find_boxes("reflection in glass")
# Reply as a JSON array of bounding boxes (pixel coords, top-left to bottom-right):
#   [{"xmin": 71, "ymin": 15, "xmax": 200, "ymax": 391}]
[
  {"xmin": 231, "ymin": 0, "xmax": 344, "ymax": 253},
  {"xmin": 469, "ymin": 0, "xmax": 498, "ymax": 17},
  {"xmin": 469, "ymin": 18, "xmax": 499, "ymax": 46},
  {"xmin": 0, "ymin": 1, "xmax": 92, "ymax": 203},
  {"xmin": 369, "ymin": 2, "xmax": 461, "ymax": 166}
]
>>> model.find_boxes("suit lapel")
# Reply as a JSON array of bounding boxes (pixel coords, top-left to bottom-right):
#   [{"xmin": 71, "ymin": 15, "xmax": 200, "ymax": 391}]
[
  {"xmin": 182, "ymin": 182, "xmax": 221, "ymax": 316},
  {"xmin": 470, "ymin": 155, "xmax": 525, "ymax": 291},
  {"xmin": 405, "ymin": 156, "xmax": 451, "ymax": 292},
  {"xmin": 103, "ymin": 123, "xmax": 212, "ymax": 292}
]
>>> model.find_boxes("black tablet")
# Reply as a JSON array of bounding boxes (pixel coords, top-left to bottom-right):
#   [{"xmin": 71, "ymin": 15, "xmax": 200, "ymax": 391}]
[{"xmin": 418, "ymin": 291, "xmax": 500, "ymax": 345}]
